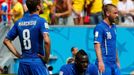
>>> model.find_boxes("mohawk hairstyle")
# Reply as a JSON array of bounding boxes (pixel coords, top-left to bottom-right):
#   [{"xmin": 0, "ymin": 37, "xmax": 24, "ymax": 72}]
[{"xmin": 103, "ymin": 4, "xmax": 117, "ymax": 16}]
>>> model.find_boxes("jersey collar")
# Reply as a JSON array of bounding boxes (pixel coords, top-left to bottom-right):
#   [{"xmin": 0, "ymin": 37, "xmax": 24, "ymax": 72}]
[
  {"xmin": 102, "ymin": 21, "xmax": 115, "ymax": 28},
  {"xmin": 30, "ymin": 14, "xmax": 39, "ymax": 17}
]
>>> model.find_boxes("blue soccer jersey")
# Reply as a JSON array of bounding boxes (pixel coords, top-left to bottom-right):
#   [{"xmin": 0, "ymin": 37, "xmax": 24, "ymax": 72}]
[
  {"xmin": 60, "ymin": 63, "xmax": 98, "ymax": 75},
  {"xmin": 94, "ymin": 21, "xmax": 117, "ymax": 62},
  {"xmin": 6, "ymin": 14, "xmax": 49, "ymax": 58}
]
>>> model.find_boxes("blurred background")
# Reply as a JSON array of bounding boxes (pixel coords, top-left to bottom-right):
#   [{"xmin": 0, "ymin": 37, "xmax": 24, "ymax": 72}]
[{"xmin": 0, "ymin": 0, "xmax": 134, "ymax": 74}]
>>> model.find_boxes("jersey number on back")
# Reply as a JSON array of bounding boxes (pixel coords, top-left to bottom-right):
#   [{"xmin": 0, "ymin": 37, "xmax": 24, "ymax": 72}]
[{"xmin": 23, "ymin": 29, "xmax": 31, "ymax": 50}]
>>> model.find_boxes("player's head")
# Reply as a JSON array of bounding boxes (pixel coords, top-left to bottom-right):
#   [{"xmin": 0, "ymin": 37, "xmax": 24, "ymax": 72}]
[
  {"xmin": 26, "ymin": 0, "xmax": 43, "ymax": 13},
  {"xmin": 11, "ymin": 0, "xmax": 18, "ymax": 5},
  {"xmin": 75, "ymin": 49, "xmax": 89, "ymax": 72},
  {"xmin": 71, "ymin": 47, "xmax": 78, "ymax": 56},
  {"xmin": 67, "ymin": 57, "xmax": 75, "ymax": 64},
  {"xmin": 103, "ymin": 4, "xmax": 118, "ymax": 24}
]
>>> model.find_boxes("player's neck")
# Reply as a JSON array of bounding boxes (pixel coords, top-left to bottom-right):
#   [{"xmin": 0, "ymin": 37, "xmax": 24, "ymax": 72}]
[
  {"xmin": 104, "ymin": 19, "xmax": 112, "ymax": 27},
  {"xmin": 30, "ymin": 11, "xmax": 39, "ymax": 15}
]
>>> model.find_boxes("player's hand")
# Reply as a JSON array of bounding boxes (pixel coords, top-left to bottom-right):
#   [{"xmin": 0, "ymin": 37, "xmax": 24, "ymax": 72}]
[
  {"xmin": 98, "ymin": 61, "xmax": 105, "ymax": 73},
  {"xmin": 38, "ymin": 54, "xmax": 48, "ymax": 63},
  {"xmin": 117, "ymin": 62, "xmax": 120, "ymax": 69}
]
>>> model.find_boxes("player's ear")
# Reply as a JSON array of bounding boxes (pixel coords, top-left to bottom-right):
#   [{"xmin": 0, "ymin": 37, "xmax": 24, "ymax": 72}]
[
  {"xmin": 36, "ymin": 5, "xmax": 40, "ymax": 11},
  {"xmin": 106, "ymin": 12, "xmax": 110, "ymax": 17}
]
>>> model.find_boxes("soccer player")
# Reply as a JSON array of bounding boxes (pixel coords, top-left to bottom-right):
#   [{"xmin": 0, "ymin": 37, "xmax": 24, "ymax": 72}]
[
  {"xmin": 66, "ymin": 47, "xmax": 78, "ymax": 64},
  {"xmin": 59, "ymin": 49, "xmax": 98, "ymax": 75},
  {"xmin": 3, "ymin": 0, "xmax": 50, "ymax": 75},
  {"xmin": 71, "ymin": 47, "xmax": 78, "ymax": 58},
  {"xmin": 94, "ymin": 4, "xmax": 121, "ymax": 75}
]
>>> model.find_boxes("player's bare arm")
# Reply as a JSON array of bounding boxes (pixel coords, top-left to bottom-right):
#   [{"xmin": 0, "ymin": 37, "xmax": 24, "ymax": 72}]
[
  {"xmin": 38, "ymin": 33, "xmax": 50, "ymax": 63},
  {"xmin": 116, "ymin": 50, "xmax": 120, "ymax": 68},
  {"xmin": 3, "ymin": 38, "xmax": 21, "ymax": 58},
  {"xmin": 44, "ymin": 33, "xmax": 50, "ymax": 63},
  {"xmin": 94, "ymin": 43, "xmax": 105, "ymax": 73}
]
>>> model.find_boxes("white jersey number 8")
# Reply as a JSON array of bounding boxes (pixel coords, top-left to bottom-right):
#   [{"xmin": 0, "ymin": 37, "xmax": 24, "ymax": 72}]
[{"xmin": 23, "ymin": 29, "xmax": 31, "ymax": 50}]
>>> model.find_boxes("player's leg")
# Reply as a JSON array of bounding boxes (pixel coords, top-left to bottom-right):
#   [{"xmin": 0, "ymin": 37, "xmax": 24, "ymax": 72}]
[
  {"xmin": 29, "ymin": 58, "xmax": 49, "ymax": 75},
  {"xmin": 18, "ymin": 62, "xmax": 30, "ymax": 75},
  {"xmin": 30, "ymin": 65, "xmax": 49, "ymax": 75}
]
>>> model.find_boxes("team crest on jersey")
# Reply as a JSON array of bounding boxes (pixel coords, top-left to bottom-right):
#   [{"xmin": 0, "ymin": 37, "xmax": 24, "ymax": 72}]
[
  {"xmin": 95, "ymin": 31, "xmax": 99, "ymax": 38},
  {"xmin": 106, "ymin": 32, "xmax": 112, "ymax": 39},
  {"xmin": 44, "ymin": 23, "xmax": 49, "ymax": 29}
]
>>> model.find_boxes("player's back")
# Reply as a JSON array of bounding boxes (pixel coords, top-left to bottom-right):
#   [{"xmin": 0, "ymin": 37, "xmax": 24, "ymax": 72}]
[
  {"xmin": 60, "ymin": 63, "xmax": 97, "ymax": 75},
  {"xmin": 87, "ymin": 64, "xmax": 98, "ymax": 75},
  {"xmin": 17, "ymin": 14, "xmax": 47, "ymax": 58},
  {"xmin": 60, "ymin": 63, "xmax": 77, "ymax": 75}
]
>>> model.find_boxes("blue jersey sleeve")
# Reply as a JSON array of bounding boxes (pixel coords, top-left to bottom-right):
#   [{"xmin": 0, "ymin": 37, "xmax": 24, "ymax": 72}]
[
  {"xmin": 6, "ymin": 22, "xmax": 18, "ymax": 40},
  {"xmin": 39, "ymin": 19, "xmax": 49, "ymax": 34},
  {"xmin": 94, "ymin": 25, "xmax": 103, "ymax": 44}
]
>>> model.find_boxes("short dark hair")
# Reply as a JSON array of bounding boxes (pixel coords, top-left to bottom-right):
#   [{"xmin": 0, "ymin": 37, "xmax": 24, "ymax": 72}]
[
  {"xmin": 26, "ymin": 0, "xmax": 41, "ymax": 13},
  {"xmin": 71, "ymin": 47, "xmax": 75, "ymax": 52},
  {"xmin": 75, "ymin": 49, "xmax": 88, "ymax": 61},
  {"xmin": 103, "ymin": 4, "xmax": 117, "ymax": 16}
]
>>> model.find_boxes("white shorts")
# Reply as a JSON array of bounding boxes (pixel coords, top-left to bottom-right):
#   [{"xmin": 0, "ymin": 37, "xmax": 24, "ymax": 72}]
[{"xmin": 72, "ymin": 11, "xmax": 84, "ymax": 18}]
